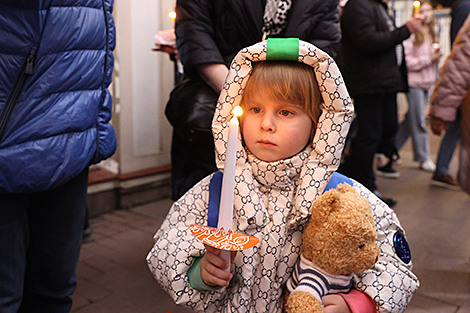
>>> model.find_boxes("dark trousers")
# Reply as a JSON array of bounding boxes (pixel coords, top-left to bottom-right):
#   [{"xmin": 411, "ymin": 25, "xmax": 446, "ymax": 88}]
[
  {"xmin": 339, "ymin": 92, "xmax": 398, "ymax": 191},
  {"xmin": 0, "ymin": 168, "xmax": 89, "ymax": 313}
]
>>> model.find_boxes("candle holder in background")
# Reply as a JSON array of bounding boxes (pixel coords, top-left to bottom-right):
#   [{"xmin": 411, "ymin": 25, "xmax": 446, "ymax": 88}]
[
  {"xmin": 413, "ymin": 1, "xmax": 421, "ymax": 16},
  {"xmin": 152, "ymin": 11, "xmax": 183, "ymax": 86}
]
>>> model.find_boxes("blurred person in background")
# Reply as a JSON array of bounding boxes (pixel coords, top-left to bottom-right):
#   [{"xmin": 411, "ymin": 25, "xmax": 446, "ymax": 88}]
[
  {"xmin": 396, "ymin": 0, "xmax": 442, "ymax": 172},
  {"xmin": 337, "ymin": 0, "xmax": 422, "ymax": 207},
  {"xmin": 429, "ymin": 13, "xmax": 470, "ymax": 195},
  {"xmin": 431, "ymin": 0, "xmax": 470, "ymax": 189}
]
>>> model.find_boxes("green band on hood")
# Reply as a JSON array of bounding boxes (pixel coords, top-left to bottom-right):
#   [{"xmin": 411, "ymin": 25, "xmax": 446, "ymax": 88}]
[{"xmin": 266, "ymin": 38, "xmax": 299, "ymax": 61}]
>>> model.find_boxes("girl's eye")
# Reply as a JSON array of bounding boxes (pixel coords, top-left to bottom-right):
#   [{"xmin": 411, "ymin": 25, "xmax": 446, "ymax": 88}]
[
  {"xmin": 280, "ymin": 110, "xmax": 293, "ymax": 116},
  {"xmin": 251, "ymin": 107, "xmax": 261, "ymax": 113}
]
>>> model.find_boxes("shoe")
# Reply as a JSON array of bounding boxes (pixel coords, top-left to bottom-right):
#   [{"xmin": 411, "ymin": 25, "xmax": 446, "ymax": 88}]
[
  {"xmin": 376, "ymin": 161, "xmax": 400, "ymax": 179},
  {"xmin": 431, "ymin": 173, "xmax": 461, "ymax": 190},
  {"xmin": 420, "ymin": 160, "xmax": 436, "ymax": 172},
  {"xmin": 372, "ymin": 190, "xmax": 397, "ymax": 207}
]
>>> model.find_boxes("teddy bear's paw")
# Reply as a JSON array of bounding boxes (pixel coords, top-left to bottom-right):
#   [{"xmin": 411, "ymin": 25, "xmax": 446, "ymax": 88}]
[{"xmin": 285, "ymin": 291, "xmax": 323, "ymax": 313}]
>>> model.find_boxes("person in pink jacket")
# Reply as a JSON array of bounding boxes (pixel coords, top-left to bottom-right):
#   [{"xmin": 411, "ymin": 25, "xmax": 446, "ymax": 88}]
[
  {"xmin": 396, "ymin": 0, "xmax": 442, "ymax": 172},
  {"xmin": 430, "ymin": 14, "xmax": 470, "ymax": 195}
]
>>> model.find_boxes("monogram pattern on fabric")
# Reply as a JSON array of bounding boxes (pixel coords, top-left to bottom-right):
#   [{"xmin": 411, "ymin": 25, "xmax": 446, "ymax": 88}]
[
  {"xmin": 149, "ymin": 154, "xmax": 308, "ymax": 313},
  {"xmin": 353, "ymin": 184, "xmax": 419, "ymax": 313},
  {"xmin": 262, "ymin": 0, "xmax": 292, "ymax": 37},
  {"xmin": 147, "ymin": 40, "xmax": 418, "ymax": 313},
  {"xmin": 147, "ymin": 178, "xmax": 419, "ymax": 313}
]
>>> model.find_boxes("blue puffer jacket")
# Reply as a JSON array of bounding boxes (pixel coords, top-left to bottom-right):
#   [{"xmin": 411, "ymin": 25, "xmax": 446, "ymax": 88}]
[{"xmin": 0, "ymin": 0, "xmax": 116, "ymax": 194}]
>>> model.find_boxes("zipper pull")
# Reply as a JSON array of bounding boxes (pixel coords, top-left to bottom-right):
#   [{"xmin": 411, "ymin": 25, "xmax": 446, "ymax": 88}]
[{"xmin": 25, "ymin": 54, "xmax": 36, "ymax": 75}]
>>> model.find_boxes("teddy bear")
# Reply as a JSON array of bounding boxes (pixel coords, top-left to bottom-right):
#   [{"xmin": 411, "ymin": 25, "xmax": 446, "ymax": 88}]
[{"xmin": 284, "ymin": 183, "xmax": 380, "ymax": 313}]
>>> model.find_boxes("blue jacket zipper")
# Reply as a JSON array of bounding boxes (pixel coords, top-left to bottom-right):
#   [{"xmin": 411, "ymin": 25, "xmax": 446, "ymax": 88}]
[{"xmin": 0, "ymin": 53, "xmax": 36, "ymax": 143}]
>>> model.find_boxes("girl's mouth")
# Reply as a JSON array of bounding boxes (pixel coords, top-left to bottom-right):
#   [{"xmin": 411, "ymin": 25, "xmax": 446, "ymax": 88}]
[{"xmin": 258, "ymin": 140, "xmax": 276, "ymax": 147}]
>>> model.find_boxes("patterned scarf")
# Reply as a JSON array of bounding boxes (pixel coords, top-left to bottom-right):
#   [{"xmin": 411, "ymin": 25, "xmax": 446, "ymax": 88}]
[{"xmin": 262, "ymin": 0, "xmax": 292, "ymax": 38}]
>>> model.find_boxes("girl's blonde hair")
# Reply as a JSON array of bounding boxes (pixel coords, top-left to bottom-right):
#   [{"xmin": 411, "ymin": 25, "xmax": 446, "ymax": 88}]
[
  {"xmin": 413, "ymin": 0, "xmax": 439, "ymax": 46},
  {"xmin": 240, "ymin": 61, "xmax": 323, "ymax": 140}
]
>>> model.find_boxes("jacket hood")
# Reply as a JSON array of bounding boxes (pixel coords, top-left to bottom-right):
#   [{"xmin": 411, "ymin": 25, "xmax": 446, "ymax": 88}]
[{"xmin": 212, "ymin": 38, "xmax": 354, "ymax": 226}]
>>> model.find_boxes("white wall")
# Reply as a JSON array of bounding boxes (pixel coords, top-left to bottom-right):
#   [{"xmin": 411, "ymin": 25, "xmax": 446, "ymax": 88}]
[{"xmin": 112, "ymin": 0, "xmax": 175, "ymax": 175}]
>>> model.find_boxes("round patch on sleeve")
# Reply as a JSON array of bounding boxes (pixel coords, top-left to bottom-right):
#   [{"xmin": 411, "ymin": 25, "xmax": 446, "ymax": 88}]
[{"xmin": 393, "ymin": 231, "xmax": 411, "ymax": 264}]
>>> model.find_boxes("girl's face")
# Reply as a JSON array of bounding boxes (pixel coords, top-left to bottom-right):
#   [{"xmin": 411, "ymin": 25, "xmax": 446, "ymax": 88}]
[
  {"xmin": 241, "ymin": 93, "xmax": 313, "ymax": 162},
  {"xmin": 420, "ymin": 3, "xmax": 433, "ymax": 24}
]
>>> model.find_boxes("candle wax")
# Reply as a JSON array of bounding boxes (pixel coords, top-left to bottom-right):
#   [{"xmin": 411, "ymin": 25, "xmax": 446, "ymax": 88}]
[{"xmin": 217, "ymin": 114, "xmax": 239, "ymax": 271}]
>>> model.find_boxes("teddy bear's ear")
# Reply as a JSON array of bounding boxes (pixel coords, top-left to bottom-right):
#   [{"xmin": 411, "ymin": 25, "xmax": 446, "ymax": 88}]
[
  {"xmin": 309, "ymin": 187, "xmax": 341, "ymax": 224},
  {"xmin": 310, "ymin": 183, "xmax": 356, "ymax": 223},
  {"xmin": 334, "ymin": 183, "xmax": 356, "ymax": 194}
]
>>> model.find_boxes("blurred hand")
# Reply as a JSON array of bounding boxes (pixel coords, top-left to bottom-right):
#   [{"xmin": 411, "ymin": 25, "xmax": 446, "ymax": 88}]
[
  {"xmin": 431, "ymin": 49, "xmax": 443, "ymax": 65},
  {"xmin": 405, "ymin": 15, "xmax": 423, "ymax": 33},
  {"xmin": 200, "ymin": 244, "xmax": 237, "ymax": 287},
  {"xmin": 153, "ymin": 44, "xmax": 178, "ymax": 55},
  {"xmin": 322, "ymin": 294, "xmax": 352, "ymax": 313},
  {"xmin": 430, "ymin": 116, "xmax": 449, "ymax": 135}
]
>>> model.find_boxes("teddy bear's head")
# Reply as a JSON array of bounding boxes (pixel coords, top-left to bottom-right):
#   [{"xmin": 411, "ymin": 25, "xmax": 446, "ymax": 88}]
[{"xmin": 302, "ymin": 183, "xmax": 380, "ymax": 276}]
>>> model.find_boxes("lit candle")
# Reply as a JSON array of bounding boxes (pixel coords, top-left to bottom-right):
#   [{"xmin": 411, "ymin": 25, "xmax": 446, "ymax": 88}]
[
  {"xmin": 413, "ymin": 1, "xmax": 421, "ymax": 16},
  {"xmin": 218, "ymin": 105, "xmax": 243, "ymax": 271}
]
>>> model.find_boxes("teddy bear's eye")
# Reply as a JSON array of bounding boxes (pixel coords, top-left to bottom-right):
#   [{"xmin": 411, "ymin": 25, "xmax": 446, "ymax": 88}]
[{"xmin": 359, "ymin": 244, "xmax": 365, "ymax": 249}]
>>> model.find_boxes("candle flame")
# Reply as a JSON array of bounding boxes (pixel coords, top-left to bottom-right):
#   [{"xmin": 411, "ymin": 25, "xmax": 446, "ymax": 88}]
[
  {"xmin": 232, "ymin": 106, "xmax": 243, "ymax": 117},
  {"xmin": 413, "ymin": 1, "xmax": 421, "ymax": 8},
  {"xmin": 168, "ymin": 11, "xmax": 176, "ymax": 19}
]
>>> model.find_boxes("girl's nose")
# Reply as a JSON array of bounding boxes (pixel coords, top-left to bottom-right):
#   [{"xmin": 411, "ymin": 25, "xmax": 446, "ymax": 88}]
[{"xmin": 260, "ymin": 115, "xmax": 275, "ymax": 132}]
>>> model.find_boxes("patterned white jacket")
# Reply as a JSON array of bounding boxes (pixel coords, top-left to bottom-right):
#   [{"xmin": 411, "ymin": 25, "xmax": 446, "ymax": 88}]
[{"xmin": 147, "ymin": 40, "xmax": 419, "ymax": 313}]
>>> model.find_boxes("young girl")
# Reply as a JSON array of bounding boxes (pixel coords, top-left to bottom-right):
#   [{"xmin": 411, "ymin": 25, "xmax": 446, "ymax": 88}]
[
  {"xmin": 147, "ymin": 39, "xmax": 419, "ymax": 313},
  {"xmin": 396, "ymin": 0, "xmax": 443, "ymax": 172}
]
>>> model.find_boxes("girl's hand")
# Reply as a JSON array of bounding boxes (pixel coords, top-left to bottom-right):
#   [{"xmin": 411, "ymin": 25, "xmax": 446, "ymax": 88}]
[
  {"xmin": 200, "ymin": 244, "xmax": 237, "ymax": 287},
  {"xmin": 322, "ymin": 294, "xmax": 352, "ymax": 313}
]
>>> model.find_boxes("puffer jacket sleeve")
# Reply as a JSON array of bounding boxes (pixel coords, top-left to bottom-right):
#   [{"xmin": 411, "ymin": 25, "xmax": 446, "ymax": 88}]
[
  {"xmin": 430, "ymin": 15, "xmax": 470, "ymax": 122},
  {"xmin": 175, "ymin": 0, "xmax": 223, "ymax": 74},
  {"xmin": 147, "ymin": 174, "xmax": 227, "ymax": 312},
  {"xmin": 352, "ymin": 182, "xmax": 419, "ymax": 313}
]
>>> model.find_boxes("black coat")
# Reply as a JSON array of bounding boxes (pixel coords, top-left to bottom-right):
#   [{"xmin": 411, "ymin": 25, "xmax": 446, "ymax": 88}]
[
  {"xmin": 175, "ymin": 0, "xmax": 341, "ymax": 76},
  {"xmin": 170, "ymin": 0, "xmax": 341, "ymax": 200},
  {"xmin": 340, "ymin": 0, "xmax": 410, "ymax": 97}
]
